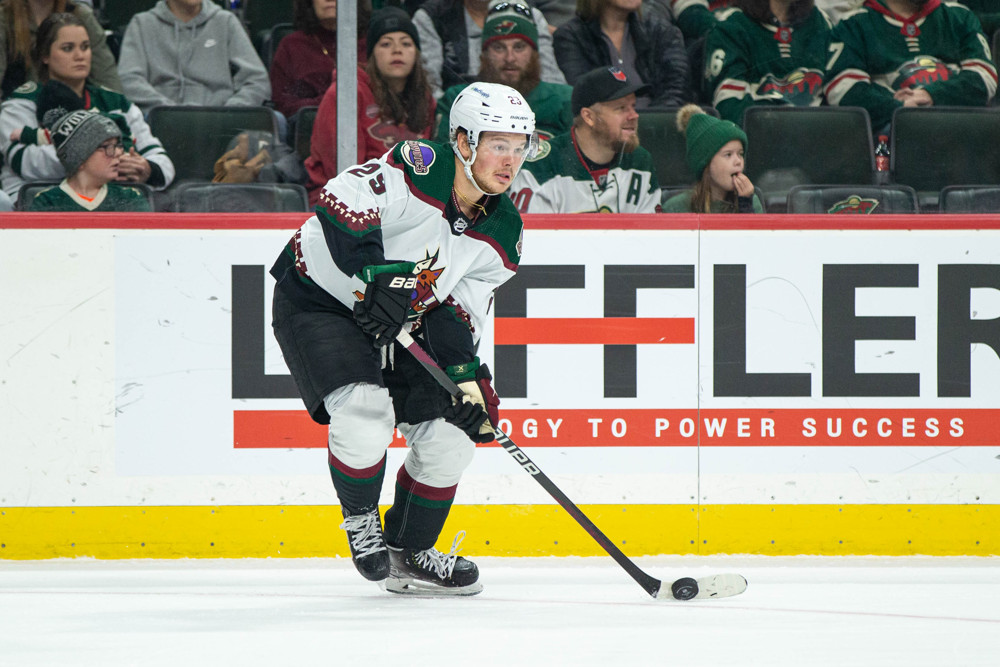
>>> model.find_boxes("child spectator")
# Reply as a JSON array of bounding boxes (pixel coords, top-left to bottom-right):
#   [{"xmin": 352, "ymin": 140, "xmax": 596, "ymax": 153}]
[
  {"xmin": 824, "ymin": 0, "xmax": 997, "ymax": 133},
  {"xmin": 0, "ymin": 13, "xmax": 174, "ymax": 205},
  {"xmin": 553, "ymin": 0, "xmax": 689, "ymax": 107},
  {"xmin": 0, "ymin": 0, "xmax": 120, "ymax": 98},
  {"xmin": 118, "ymin": 0, "xmax": 271, "ymax": 115},
  {"xmin": 703, "ymin": 0, "xmax": 832, "ymax": 124},
  {"xmin": 27, "ymin": 108, "xmax": 151, "ymax": 211},
  {"xmin": 435, "ymin": 1, "xmax": 572, "ymax": 141},
  {"xmin": 413, "ymin": 0, "xmax": 566, "ymax": 99},
  {"xmin": 509, "ymin": 66, "xmax": 661, "ymax": 213},
  {"xmin": 269, "ymin": 0, "xmax": 372, "ymax": 120},
  {"xmin": 662, "ymin": 103, "xmax": 763, "ymax": 212},
  {"xmin": 304, "ymin": 7, "xmax": 435, "ymax": 205}
]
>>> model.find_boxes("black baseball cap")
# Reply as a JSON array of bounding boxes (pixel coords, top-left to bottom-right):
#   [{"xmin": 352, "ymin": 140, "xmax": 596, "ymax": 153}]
[{"xmin": 571, "ymin": 67, "xmax": 650, "ymax": 115}]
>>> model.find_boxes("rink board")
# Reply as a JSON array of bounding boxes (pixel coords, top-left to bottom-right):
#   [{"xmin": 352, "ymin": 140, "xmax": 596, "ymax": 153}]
[{"xmin": 2, "ymin": 213, "xmax": 1000, "ymax": 558}]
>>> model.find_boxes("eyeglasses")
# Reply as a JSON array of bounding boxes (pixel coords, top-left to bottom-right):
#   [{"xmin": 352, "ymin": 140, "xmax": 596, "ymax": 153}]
[
  {"xmin": 98, "ymin": 140, "xmax": 123, "ymax": 157},
  {"xmin": 488, "ymin": 2, "xmax": 532, "ymax": 18}
]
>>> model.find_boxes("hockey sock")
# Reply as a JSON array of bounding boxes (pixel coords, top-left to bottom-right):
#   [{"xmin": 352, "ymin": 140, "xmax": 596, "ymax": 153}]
[
  {"xmin": 328, "ymin": 451, "xmax": 386, "ymax": 514},
  {"xmin": 383, "ymin": 466, "xmax": 457, "ymax": 550}
]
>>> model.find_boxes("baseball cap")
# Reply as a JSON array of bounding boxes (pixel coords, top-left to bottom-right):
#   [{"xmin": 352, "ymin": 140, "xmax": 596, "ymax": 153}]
[{"xmin": 571, "ymin": 67, "xmax": 650, "ymax": 115}]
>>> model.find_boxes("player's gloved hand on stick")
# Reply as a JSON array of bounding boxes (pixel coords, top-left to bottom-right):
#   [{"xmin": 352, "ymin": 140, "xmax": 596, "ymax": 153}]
[
  {"xmin": 353, "ymin": 262, "xmax": 417, "ymax": 347},
  {"xmin": 443, "ymin": 360, "xmax": 499, "ymax": 443}
]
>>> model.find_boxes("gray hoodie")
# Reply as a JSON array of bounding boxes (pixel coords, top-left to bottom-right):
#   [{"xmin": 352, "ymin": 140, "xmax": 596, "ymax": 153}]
[{"xmin": 118, "ymin": 0, "xmax": 271, "ymax": 114}]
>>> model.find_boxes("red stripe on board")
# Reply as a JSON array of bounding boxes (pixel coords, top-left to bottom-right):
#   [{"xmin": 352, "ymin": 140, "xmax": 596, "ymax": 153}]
[
  {"xmin": 234, "ymin": 409, "xmax": 1000, "ymax": 449},
  {"xmin": 494, "ymin": 317, "xmax": 694, "ymax": 344},
  {"xmin": 6, "ymin": 212, "xmax": 1000, "ymax": 231}
]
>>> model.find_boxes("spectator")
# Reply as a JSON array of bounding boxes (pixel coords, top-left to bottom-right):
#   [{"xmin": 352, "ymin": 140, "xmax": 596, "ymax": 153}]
[
  {"xmin": 269, "ymin": 0, "xmax": 372, "ymax": 120},
  {"xmin": 27, "ymin": 109, "xmax": 152, "ymax": 211},
  {"xmin": 534, "ymin": 0, "xmax": 577, "ymax": 31},
  {"xmin": 305, "ymin": 7, "xmax": 435, "ymax": 205},
  {"xmin": 0, "ymin": 0, "xmax": 120, "ymax": 99},
  {"xmin": 824, "ymin": 0, "xmax": 998, "ymax": 133},
  {"xmin": 662, "ymin": 103, "xmax": 763, "ymax": 212},
  {"xmin": 118, "ymin": 0, "xmax": 271, "ymax": 116},
  {"xmin": 413, "ymin": 0, "xmax": 566, "ymax": 99},
  {"xmin": 435, "ymin": 1, "xmax": 572, "ymax": 141},
  {"xmin": 553, "ymin": 0, "xmax": 689, "ymax": 107},
  {"xmin": 651, "ymin": 0, "xmax": 735, "ymax": 42},
  {"xmin": 509, "ymin": 66, "xmax": 661, "ymax": 213},
  {"xmin": 703, "ymin": 0, "xmax": 832, "ymax": 124},
  {"xmin": 0, "ymin": 13, "xmax": 174, "ymax": 204}
]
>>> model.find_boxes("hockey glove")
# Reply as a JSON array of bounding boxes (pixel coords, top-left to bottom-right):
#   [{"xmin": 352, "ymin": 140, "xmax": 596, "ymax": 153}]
[
  {"xmin": 443, "ymin": 360, "xmax": 499, "ymax": 443},
  {"xmin": 353, "ymin": 262, "xmax": 417, "ymax": 347}
]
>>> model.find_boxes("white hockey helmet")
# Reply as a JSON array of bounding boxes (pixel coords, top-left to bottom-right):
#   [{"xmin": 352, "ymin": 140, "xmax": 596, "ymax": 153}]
[{"xmin": 449, "ymin": 82, "xmax": 538, "ymax": 195}]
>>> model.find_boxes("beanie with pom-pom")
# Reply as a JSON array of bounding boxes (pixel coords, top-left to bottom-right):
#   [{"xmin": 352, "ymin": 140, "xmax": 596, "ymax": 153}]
[{"xmin": 676, "ymin": 104, "xmax": 747, "ymax": 178}]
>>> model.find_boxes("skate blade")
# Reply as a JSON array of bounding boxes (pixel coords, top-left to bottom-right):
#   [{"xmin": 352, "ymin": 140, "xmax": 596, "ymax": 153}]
[{"xmin": 384, "ymin": 575, "xmax": 484, "ymax": 597}]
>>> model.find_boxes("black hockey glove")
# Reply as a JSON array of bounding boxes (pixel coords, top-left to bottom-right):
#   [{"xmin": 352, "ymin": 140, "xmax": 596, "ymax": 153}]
[
  {"xmin": 442, "ymin": 360, "xmax": 499, "ymax": 444},
  {"xmin": 353, "ymin": 262, "xmax": 417, "ymax": 347}
]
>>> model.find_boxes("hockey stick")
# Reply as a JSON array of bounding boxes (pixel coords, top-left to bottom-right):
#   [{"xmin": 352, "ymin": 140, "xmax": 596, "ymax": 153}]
[{"xmin": 395, "ymin": 329, "xmax": 747, "ymax": 601}]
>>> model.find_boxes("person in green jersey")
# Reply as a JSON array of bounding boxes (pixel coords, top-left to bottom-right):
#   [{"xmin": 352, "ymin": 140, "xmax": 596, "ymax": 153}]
[
  {"xmin": 434, "ymin": 1, "xmax": 572, "ymax": 142},
  {"xmin": 662, "ymin": 103, "xmax": 764, "ymax": 213},
  {"xmin": 27, "ymin": 108, "xmax": 151, "ymax": 211}
]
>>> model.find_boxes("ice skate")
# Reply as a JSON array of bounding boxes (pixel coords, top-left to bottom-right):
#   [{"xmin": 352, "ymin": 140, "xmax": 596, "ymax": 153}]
[
  {"xmin": 339, "ymin": 508, "xmax": 390, "ymax": 581},
  {"xmin": 384, "ymin": 531, "xmax": 483, "ymax": 596}
]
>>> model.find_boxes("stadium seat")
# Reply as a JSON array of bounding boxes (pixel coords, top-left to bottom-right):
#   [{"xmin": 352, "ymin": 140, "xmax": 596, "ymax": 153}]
[
  {"xmin": 742, "ymin": 106, "xmax": 876, "ymax": 212},
  {"xmin": 293, "ymin": 106, "xmax": 319, "ymax": 161},
  {"xmin": 147, "ymin": 105, "xmax": 279, "ymax": 183},
  {"xmin": 890, "ymin": 107, "xmax": 1000, "ymax": 211},
  {"xmin": 786, "ymin": 184, "xmax": 919, "ymax": 214},
  {"xmin": 16, "ymin": 181, "xmax": 155, "ymax": 211},
  {"xmin": 16, "ymin": 181, "xmax": 61, "ymax": 210},
  {"xmin": 259, "ymin": 22, "xmax": 295, "ymax": 69},
  {"xmin": 637, "ymin": 106, "xmax": 720, "ymax": 190},
  {"xmin": 171, "ymin": 182, "xmax": 310, "ymax": 212},
  {"xmin": 245, "ymin": 0, "xmax": 295, "ymax": 53},
  {"xmin": 939, "ymin": 185, "xmax": 1000, "ymax": 213}
]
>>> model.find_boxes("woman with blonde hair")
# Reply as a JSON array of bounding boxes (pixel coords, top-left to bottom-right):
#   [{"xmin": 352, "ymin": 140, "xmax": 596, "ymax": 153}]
[
  {"xmin": 0, "ymin": 0, "xmax": 119, "ymax": 98},
  {"xmin": 662, "ymin": 104, "xmax": 763, "ymax": 213},
  {"xmin": 305, "ymin": 6, "xmax": 435, "ymax": 205}
]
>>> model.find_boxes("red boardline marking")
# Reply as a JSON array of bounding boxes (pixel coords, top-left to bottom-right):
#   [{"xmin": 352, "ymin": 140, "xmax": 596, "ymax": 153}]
[
  {"xmin": 6, "ymin": 212, "xmax": 1000, "ymax": 231},
  {"xmin": 494, "ymin": 318, "xmax": 694, "ymax": 344},
  {"xmin": 234, "ymin": 409, "xmax": 1000, "ymax": 449}
]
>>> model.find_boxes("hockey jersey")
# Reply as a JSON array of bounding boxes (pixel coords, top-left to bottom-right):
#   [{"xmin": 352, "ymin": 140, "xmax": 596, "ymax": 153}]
[
  {"xmin": 824, "ymin": 0, "xmax": 997, "ymax": 130},
  {"xmin": 0, "ymin": 81, "xmax": 175, "ymax": 201},
  {"xmin": 509, "ymin": 129, "xmax": 661, "ymax": 214},
  {"xmin": 271, "ymin": 139, "xmax": 523, "ymax": 347},
  {"xmin": 27, "ymin": 181, "xmax": 152, "ymax": 212},
  {"xmin": 704, "ymin": 7, "xmax": 833, "ymax": 124}
]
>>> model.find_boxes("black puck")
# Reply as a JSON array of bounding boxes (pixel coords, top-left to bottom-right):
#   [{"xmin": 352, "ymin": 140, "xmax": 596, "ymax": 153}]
[{"xmin": 671, "ymin": 577, "xmax": 699, "ymax": 600}]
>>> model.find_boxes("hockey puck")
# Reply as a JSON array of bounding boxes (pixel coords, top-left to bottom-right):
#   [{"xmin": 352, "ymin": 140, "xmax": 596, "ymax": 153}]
[{"xmin": 671, "ymin": 577, "xmax": 699, "ymax": 600}]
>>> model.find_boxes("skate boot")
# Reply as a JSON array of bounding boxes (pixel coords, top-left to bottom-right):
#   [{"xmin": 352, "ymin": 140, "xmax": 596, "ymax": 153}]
[
  {"xmin": 339, "ymin": 508, "xmax": 390, "ymax": 581},
  {"xmin": 385, "ymin": 531, "xmax": 483, "ymax": 596}
]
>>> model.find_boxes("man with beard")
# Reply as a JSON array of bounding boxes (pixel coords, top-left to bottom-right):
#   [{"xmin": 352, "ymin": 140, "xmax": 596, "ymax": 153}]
[
  {"xmin": 824, "ymin": 0, "xmax": 996, "ymax": 133},
  {"xmin": 435, "ymin": 3, "xmax": 572, "ymax": 142},
  {"xmin": 508, "ymin": 66, "xmax": 662, "ymax": 213}
]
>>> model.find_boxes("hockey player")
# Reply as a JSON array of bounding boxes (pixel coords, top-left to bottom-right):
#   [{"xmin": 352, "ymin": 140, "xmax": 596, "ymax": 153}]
[
  {"xmin": 269, "ymin": 82, "xmax": 536, "ymax": 596},
  {"xmin": 824, "ymin": 0, "xmax": 997, "ymax": 133},
  {"xmin": 703, "ymin": 0, "xmax": 833, "ymax": 125},
  {"xmin": 508, "ymin": 66, "xmax": 661, "ymax": 214}
]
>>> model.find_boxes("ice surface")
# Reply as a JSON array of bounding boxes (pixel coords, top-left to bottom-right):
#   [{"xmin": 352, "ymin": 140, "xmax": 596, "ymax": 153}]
[{"xmin": 1, "ymin": 556, "xmax": 998, "ymax": 666}]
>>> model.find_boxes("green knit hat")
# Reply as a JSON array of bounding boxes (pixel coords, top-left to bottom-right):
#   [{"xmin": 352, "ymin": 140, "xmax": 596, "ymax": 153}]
[
  {"xmin": 483, "ymin": 1, "xmax": 538, "ymax": 50},
  {"xmin": 676, "ymin": 104, "xmax": 748, "ymax": 178}
]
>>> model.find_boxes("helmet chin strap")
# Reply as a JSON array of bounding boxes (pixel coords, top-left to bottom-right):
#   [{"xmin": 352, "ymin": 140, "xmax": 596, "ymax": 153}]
[{"xmin": 454, "ymin": 137, "xmax": 494, "ymax": 198}]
